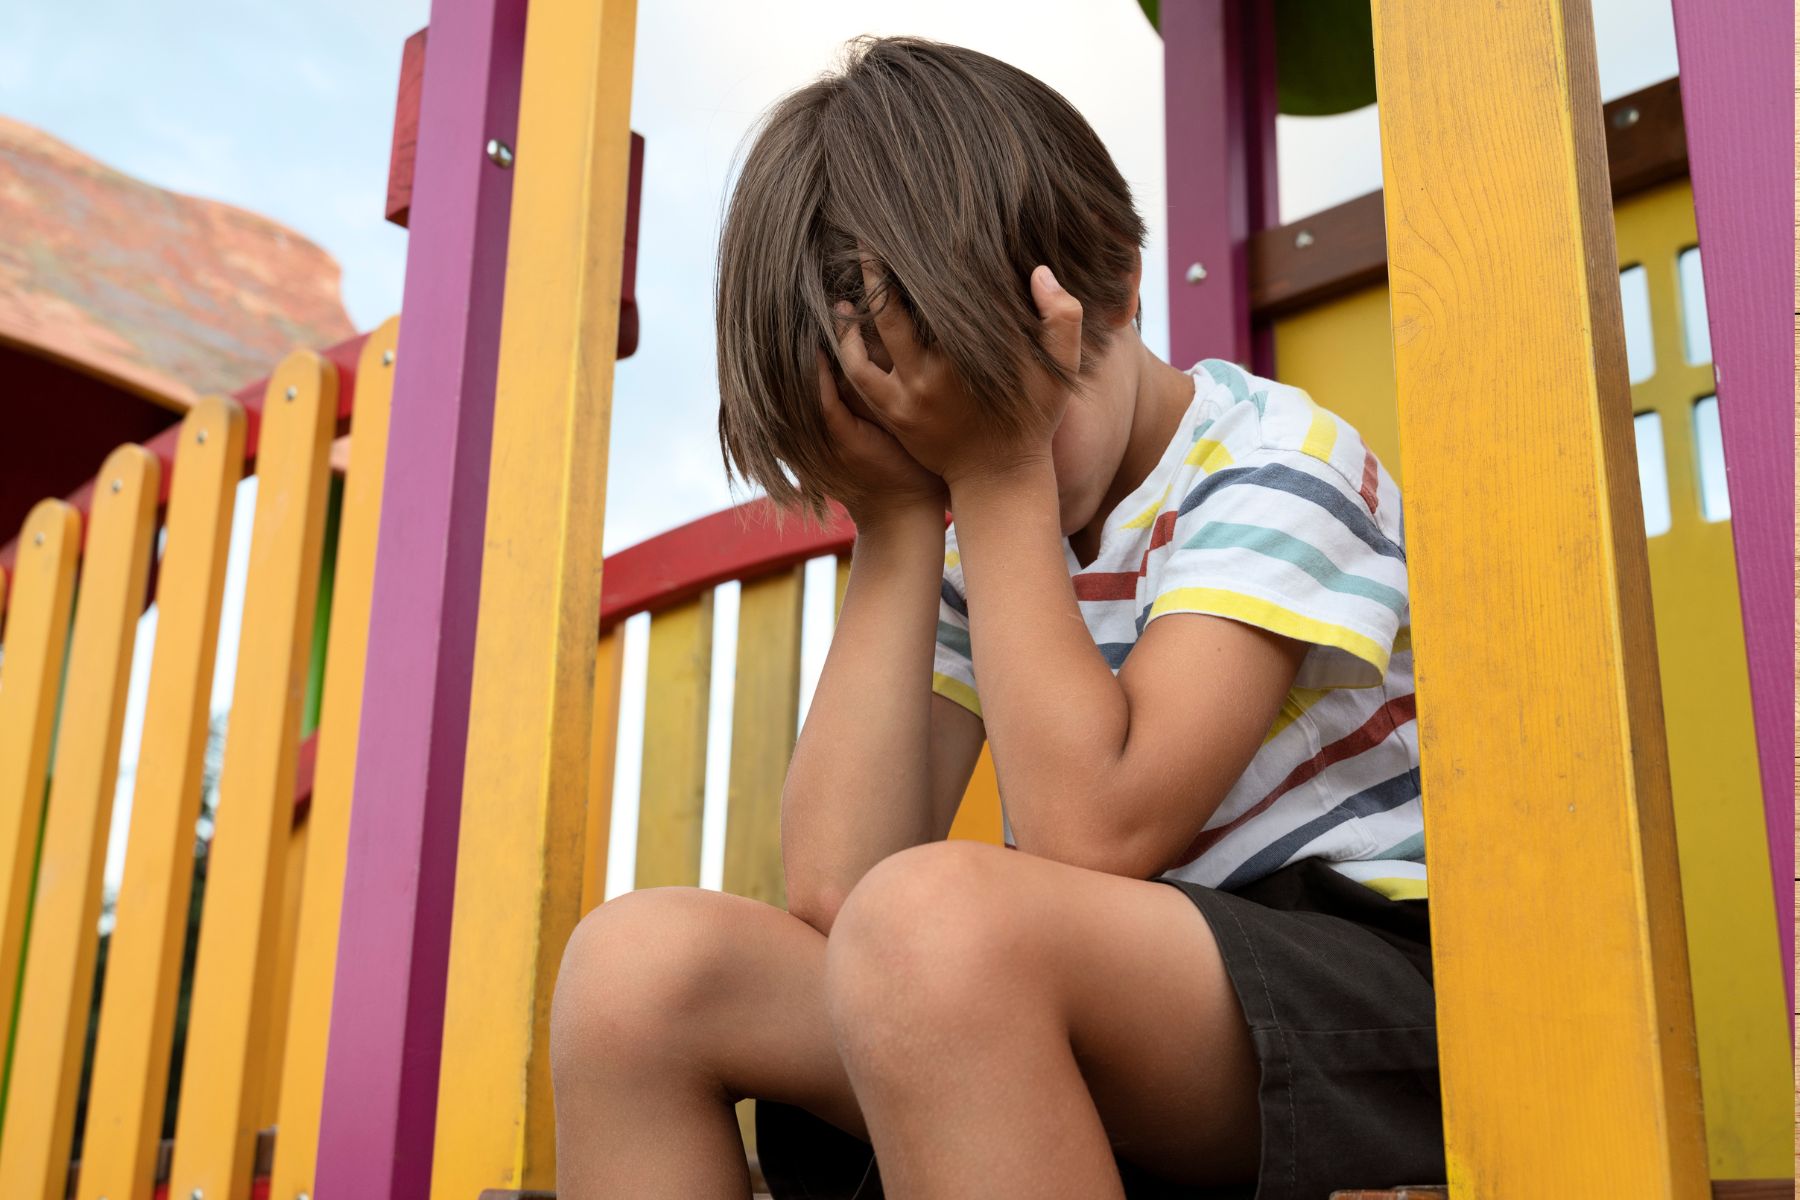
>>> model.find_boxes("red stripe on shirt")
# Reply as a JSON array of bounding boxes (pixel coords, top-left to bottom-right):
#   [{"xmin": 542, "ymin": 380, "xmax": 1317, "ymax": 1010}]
[
  {"xmin": 1359, "ymin": 449, "xmax": 1380, "ymax": 515},
  {"xmin": 1073, "ymin": 511, "xmax": 1184, "ymax": 602},
  {"xmin": 1169, "ymin": 692, "xmax": 1417, "ymax": 869}
]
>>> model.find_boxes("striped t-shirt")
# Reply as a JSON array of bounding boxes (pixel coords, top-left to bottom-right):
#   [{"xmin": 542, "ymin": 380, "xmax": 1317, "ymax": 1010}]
[{"xmin": 932, "ymin": 359, "xmax": 1425, "ymax": 899}]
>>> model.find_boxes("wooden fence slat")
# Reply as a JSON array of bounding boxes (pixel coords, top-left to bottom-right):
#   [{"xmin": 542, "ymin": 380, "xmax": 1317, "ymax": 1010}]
[
  {"xmin": 268, "ymin": 317, "xmax": 399, "ymax": 1200},
  {"xmin": 580, "ymin": 628, "xmax": 625, "ymax": 915},
  {"xmin": 0, "ymin": 447, "xmax": 156, "ymax": 1197},
  {"xmin": 1369, "ymin": 0, "xmax": 1708, "ymax": 1193},
  {"xmin": 722, "ymin": 568, "xmax": 804, "ymax": 908},
  {"xmin": 428, "ymin": 0, "xmax": 638, "ymax": 1190},
  {"xmin": 635, "ymin": 594, "xmax": 714, "ymax": 890},
  {"xmin": 77, "ymin": 399, "xmax": 245, "ymax": 1200},
  {"xmin": 166, "ymin": 352, "xmax": 336, "ymax": 1200},
  {"xmin": 0, "ymin": 499, "xmax": 81, "ymax": 1064}
]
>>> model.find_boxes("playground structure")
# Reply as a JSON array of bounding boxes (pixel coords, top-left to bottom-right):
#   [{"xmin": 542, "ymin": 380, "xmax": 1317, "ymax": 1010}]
[{"xmin": 0, "ymin": 1, "xmax": 1791, "ymax": 1198}]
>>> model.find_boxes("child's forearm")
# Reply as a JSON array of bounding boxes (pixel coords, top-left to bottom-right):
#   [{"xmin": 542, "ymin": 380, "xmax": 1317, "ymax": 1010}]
[
  {"xmin": 947, "ymin": 460, "xmax": 1149, "ymax": 873},
  {"xmin": 781, "ymin": 505, "xmax": 945, "ymax": 932}
]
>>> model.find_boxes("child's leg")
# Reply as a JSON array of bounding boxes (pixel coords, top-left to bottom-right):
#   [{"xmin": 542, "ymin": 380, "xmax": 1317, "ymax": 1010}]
[
  {"xmin": 550, "ymin": 886, "xmax": 864, "ymax": 1199},
  {"xmin": 825, "ymin": 839, "xmax": 1260, "ymax": 1200}
]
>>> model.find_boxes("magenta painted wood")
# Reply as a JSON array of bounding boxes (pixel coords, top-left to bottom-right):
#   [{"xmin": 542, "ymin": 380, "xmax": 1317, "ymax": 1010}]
[
  {"xmin": 314, "ymin": 1, "xmax": 526, "ymax": 1194},
  {"xmin": 1162, "ymin": 0, "xmax": 1277, "ymax": 374},
  {"xmin": 1670, "ymin": 0, "xmax": 1796, "ymax": 1016}
]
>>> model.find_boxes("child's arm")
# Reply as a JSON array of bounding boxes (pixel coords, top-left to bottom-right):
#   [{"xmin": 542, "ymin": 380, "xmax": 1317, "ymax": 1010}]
[{"xmin": 779, "ymin": 351, "xmax": 986, "ymax": 934}]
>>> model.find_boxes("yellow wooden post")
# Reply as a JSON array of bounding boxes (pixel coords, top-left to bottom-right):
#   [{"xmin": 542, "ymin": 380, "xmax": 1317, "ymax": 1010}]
[
  {"xmin": 580, "ymin": 628, "xmax": 625, "ymax": 914},
  {"xmin": 167, "ymin": 352, "xmax": 337, "ymax": 1200},
  {"xmin": 1369, "ymin": 1, "xmax": 1708, "ymax": 1194},
  {"xmin": 259, "ymin": 802, "xmax": 308, "ymax": 1126},
  {"xmin": 78, "ymin": 399, "xmax": 245, "ymax": 1200},
  {"xmin": 0, "ymin": 499, "xmax": 81, "ymax": 1056},
  {"xmin": 429, "ymin": 0, "xmax": 637, "ymax": 1190},
  {"xmin": 267, "ymin": 318, "xmax": 399, "ymax": 1200},
  {"xmin": 636, "ymin": 594, "xmax": 715, "ymax": 890},
  {"xmin": 721, "ymin": 569, "xmax": 804, "ymax": 908},
  {"xmin": 0, "ymin": 447, "xmax": 156, "ymax": 1196}
]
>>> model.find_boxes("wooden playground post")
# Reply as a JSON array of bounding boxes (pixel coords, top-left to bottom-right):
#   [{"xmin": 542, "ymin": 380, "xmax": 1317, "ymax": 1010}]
[
  {"xmin": 313, "ymin": 2, "xmax": 526, "ymax": 1195},
  {"xmin": 1369, "ymin": 0, "xmax": 1709, "ymax": 1195},
  {"xmin": 1666, "ymin": 0, "xmax": 1797, "ymax": 1014},
  {"xmin": 429, "ymin": 0, "xmax": 638, "ymax": 1191}
]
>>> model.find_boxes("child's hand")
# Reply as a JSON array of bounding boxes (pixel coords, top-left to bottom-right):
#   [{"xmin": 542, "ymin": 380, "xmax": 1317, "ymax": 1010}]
[
  {"xmin": 834, "ymin": 257, "xmax": 1081, "ymax": 488},
  {"xmin": 815, "ymin": 346, "xmax": 947, "ymax": 524}
]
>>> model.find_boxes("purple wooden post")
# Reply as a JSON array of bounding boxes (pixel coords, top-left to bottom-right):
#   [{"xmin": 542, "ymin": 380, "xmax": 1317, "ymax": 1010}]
[
  {"xmin": 1162, "ymin": 0, "xmax": 1278, "ymax": 374},
  {"xmin": 314, "ymin": 0, "xmax": 526, "ymax": 1194},
  {"xmin": 1669, "ymin": 0, "xmax": 1796, "ymax": 1015}
]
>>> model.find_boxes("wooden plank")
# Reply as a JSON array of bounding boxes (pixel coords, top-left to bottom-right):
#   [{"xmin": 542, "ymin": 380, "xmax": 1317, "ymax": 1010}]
[
  {"xmin": 723, "ymin": 568, "xmax": 804, "ymax": 908},
  {"xmin": 579, "ymin": 628, "xmax": 625, "ymax": 915},
  {"xmin": 77, "ymin": 399, "xmax": 244, "ymax": 1200},
  {"xmin": 0, "ymin": 499, "xmax": 80, "ymax": 1063},
  {"xmin": 257, "ymin": 802, "xmax": 309, "ymax": 1124},
  {"xmin": 0, "ymin": 446, "xmax": 156, "ymax": 1197},
  {"xmin": 1669, "ymin": 0, "xmax": 1797, "ymax": 1014},
  {"xmin": 1248, "ymin": 79, "xmax": 1689, "ymax": 320},
  {"xmin": 314, "ymin": 1, "xmax": 526, "ymax": 1193},
  {"xmin": 385, "ymin": 28, "xmax": 428, "ymax": 228},
  {"xmin": 1369, "ymin": 0, "xmax": 1708, "ymax": 1194},
  {"xmin": 947, "ymin": 743, "xmax": 1004, "ymax": 846},
  {"xmin": 427, "ymin": 0, "xmax": 637, "ymax": 1191},
  {"xmin": 268, "ymin": 318, "xmax": 399, "ymax": 1200},
  {"xmin": 634, "ymin": 594, "xmax": 714, "ymax": 890},
  {"xmin": 166, "ymin": 350, "xmax": 336, "ymax": 1200}
]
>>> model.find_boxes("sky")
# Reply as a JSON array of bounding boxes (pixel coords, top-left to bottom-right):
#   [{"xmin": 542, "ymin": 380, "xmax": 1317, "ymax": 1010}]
[{"xmin": 0, "ymin": 0, "xmax": 1682, "ymax": 900}]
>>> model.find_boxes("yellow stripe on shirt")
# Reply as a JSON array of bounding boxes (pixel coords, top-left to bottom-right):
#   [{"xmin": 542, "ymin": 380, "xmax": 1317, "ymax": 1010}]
[
  {"xmin": 931, "ymin": 671, "xmax": 983, "ymax": 718},
  {"xmin": 1183, "ymin": 438, "xmax": 1235, "ymax": 472},
  {"xmin": 1301, "ymin": 407, "xmax": 1338, "ymax": 464},
  {"xmin": 1358, "ymin": 876, "xmax": 1429, "ymax": 900},
  {"xmin": 1148, "ymin": 586, "xmax": 1391, "ymax": 677}
]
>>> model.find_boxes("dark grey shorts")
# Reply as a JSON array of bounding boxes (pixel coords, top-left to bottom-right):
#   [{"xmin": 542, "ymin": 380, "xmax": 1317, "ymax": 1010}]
[{"xmin": 757, "ymin": 856, "xmax": 1446, "ymax": 1200}]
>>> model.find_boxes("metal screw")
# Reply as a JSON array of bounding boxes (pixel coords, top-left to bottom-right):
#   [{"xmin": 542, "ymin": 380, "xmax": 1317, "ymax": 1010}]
[
  {"xmin": 33, "ymin": 532, "xmax": 44, "ymax": 546},
  {"xmin": 285, "ymin": 386, "xmax": 298, "ymax": 401},
  {"xmin": 381, "ymin": 350, "xmax": 394, "ymax": 366},
  {"xmin": 197, "ymin": 429, "xmax": 208, "ymax": 444},
  {"xmin": 1184, "ymin": 262, "xmax": 1207, "ymax": 284},
  {"xmin": 1294, "ymin": 229, "xmax": 1315, "ymax": 249},
  {"xmin": 1613, "ymin": 105, "xmax": 1640, "ymax": 129},
  {"xmin": 111, "ymin": 479, "xmax": 123, "ymax": 493},
  {"xmin": 299, "ymin": 1193, "xmax": 312, "ymax": 1200},
  {"xmin": 191, "ymin": 1191, "xmax": 204, "ymax": 1200},
  {"xmin": 486, "ymin": 138, "xmax": 514, "ymax": 168}
]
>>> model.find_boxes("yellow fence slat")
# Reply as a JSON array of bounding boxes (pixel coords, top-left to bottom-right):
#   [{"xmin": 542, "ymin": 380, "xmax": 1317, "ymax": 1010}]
[
  {"xmin": 0, "ymin": 448, "xmax": 156, "ymax": 1197},
  {"xmin": 429, "ymin": 0, "xmax": 638, "ymax": 1190},
  {"xmin": 259, "ymin": 805, "xmax": 308, "ymax": 1127},
  {"xmin": 0, "ymin": 499, "xmax": 81, "ymax": 1056},
  {"xmin": 948, "ymin": 743, "xmax": 1004, "ymax": 845},
  {"xmin": 635, "ymin": 594, "xmax": 714, "ymax": 890},
  {"xmin": 167, "ymin": 353, "xmax": 336, "ymax": 1200},
  {"xmin": 723, "ymin": 568, "xmax": 803, "ymax": 908},
  {"xmin": 580, "ymin": 628, "xmax": 625, "ymax": 915},
  {"xmin": 1370, "ymin": 1, "xmax": 1708, "ymax": 1194},
  {"xmin": 78, "ymin": 399, "xmax": 245, "ymax": 1200},
  {"xmin": 267, "ymin": 316, "xmax": 399, "ymax": 1200}
]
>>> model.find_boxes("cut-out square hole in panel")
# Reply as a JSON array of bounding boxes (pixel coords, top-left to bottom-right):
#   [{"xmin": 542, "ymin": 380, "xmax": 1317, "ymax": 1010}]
[
  {"xmin": 1677, "ymin": 246, "xmax": 1711, "ymax": 365},
  {"xmin": 1618, "ymin": 264, "xmax": 1656, "ymax": 384},
  {"xmin": 1692, "ymin": 395, "xmax": 1730, "ymax": 522},
  {"xmin": 1633, "ymin": 411, "xmax": 1672, "ymax": 537}
]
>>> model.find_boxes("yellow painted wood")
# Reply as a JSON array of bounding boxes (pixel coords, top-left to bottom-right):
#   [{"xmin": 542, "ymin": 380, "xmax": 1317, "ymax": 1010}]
[
  {"xmin": 267, "ymin": 316, "xmax": 399, "ymax": 1200},
  {"xmin": 580, "ymin": 628, "xmax": 625, "ymax": 915},
  {"xmin": 722, "ymin": 568, "xmax": 803, "ymax": 908},
  {"xmin": 834, "ymin": 555, "xmax": 851, "ymax": 617},
  {"xmin": 635, "ymin": 594, "xmax": 714, "ymax": 889},
  {"xmin": 77, "ymin": 399, "xmax": 245, "ymax": 1200},
  {"xmin": 1370, "ymin": 2, "xmax": 1707, "ymax": 1194},
  {"xmin": 167, "ymin": 352, "xmax": 337, "ymax": 1200},
  {"xmin": 947, "ymin": 742, "xmax": 1004, "ymax": 845},
  {"xmin": 1273, "ymin": 285, "xmax": 1403, "ymax": 482},
  {"xmin": 259, "ymin": 808, "xmax": 307, "ymax": 1128},
  {"xmin": 0, "ymin": 499, "xmax": 81, "ymax": 1058},
  {"xmin": 429, "ymin": 0, "xmax": 638, "ymax": 1191},
  {"xmin": 0, "ymin": 447, "xmax": 156, "ymax": 1197}
]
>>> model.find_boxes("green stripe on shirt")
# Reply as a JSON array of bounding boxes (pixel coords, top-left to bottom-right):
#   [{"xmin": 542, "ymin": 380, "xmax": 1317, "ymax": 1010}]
[{"xmin": 1181, "ymin": 521, "xmax": 1408, "ymax": 614}]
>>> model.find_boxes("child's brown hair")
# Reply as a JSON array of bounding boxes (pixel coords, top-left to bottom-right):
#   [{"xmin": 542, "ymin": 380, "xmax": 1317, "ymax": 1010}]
[{"xmin": 715, "ymin": 35, "xmax": 1147, "ymax": 516}]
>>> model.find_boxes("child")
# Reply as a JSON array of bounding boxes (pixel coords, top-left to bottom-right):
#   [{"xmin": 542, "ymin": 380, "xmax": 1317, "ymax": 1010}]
[{"xmin": 550, "ymin": 35, "xmax": 1443, "ymax": 1200}]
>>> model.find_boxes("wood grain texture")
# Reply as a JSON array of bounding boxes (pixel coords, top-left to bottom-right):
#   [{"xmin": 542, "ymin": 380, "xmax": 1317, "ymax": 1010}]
[
  {"xmin": 1669, "ymin": 0, "xmax": 1797, "ymax": 1014},
  {"xmin": 268, "ymin": 318, "xmax": 399, "ymax": 1200},
  {"xmin": 580, "ymin": 628, "xmax": 625, "ymax": 914},
  {"xmin": 428, "ymin": 0, "xmax": 637, "ymax": 1191},
  {"xmin": 76, "ymin": 399, "xmax": 244, "ymax": 1200},
  {"xmin": 723, "ymin": 568, "xmax": 804, "ymax": 908},
  {"xmin": 167, "ymin": 351, "xmax": 336, "ymax": 1200},
  {"xmin": 1370, "ymin": 0, "xmax": 1707, "ymax": 1194},
  {"xmin": 0, "ymin": 498, "xmax": 80, "ymax": 1066},
  {"xmin": 0, "ymin": 445, "xmax": 156, "ymax": 1199},
  {"xmin": 635, "ymin": 594, "xmax": 714, "ymax": 890}
]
